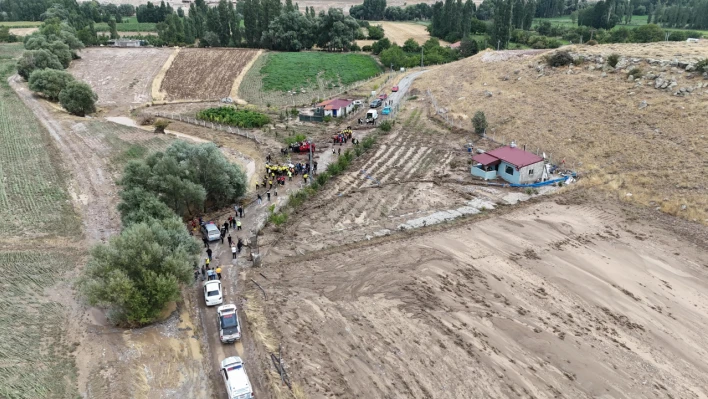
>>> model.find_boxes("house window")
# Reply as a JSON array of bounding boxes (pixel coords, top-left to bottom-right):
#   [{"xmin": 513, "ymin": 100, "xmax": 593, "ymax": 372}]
[
  {"xmin": 505, "ymin": 165, "xmax": 514, "ymax": 175},
  {"xmin": 528, "ymin": 169, "xmax": 534, "ymax": 176}
]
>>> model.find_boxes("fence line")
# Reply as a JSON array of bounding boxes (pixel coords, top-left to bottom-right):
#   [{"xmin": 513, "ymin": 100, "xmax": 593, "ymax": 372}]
[{"xmin": 149, "ymin": 111, "xmax": 263, "ymax": 145}]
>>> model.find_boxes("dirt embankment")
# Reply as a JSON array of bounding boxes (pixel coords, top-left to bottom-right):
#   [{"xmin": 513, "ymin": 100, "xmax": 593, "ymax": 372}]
[{"xmin": 257, "ymin": 196, "xmax": 708, "ymax": 399}]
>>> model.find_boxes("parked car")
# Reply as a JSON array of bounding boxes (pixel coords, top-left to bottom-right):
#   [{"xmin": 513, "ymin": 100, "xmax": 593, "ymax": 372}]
[
  {"xmin": 353, "ymin": 100, "xmax": 363, "ymax": 106},
  {"xmin": 217, "ymin": 304, "xmax": 242, "ymax": 343},
  {"xmin": 201, "ymin": 223, "xmax": 221, "ymax": 242},
  {"xmin": 221, "ymin": 357, "xmax": 254, "ymax": 399},
  {"xmin": 369, "ymin": 99, "xmax": 382, "ymax": 108},
  {"xmin": 382, "ymin": 106, "xmax": 391, "ymax": 115},
  {"xmin": 378, "ymin": 93, "xmax": 388, "ymax": 100},
  {"xmin": 366, "ymin": 110, "xmax": 378, "ymax": 121},
  {"xmin": 392, "ymin": 86, "xmax": 399, "ymax": 92},
  {"xmin": 204, "ymin": 280, "xmax": 223, "ymax": 306}
]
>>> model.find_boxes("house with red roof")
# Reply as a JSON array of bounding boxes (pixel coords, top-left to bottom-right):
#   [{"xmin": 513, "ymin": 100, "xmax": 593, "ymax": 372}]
[
  {"xmin": 470, "ymin": 145, "xmax": 545, "ymax": 184},
  {"xmin": 316, "ymin": 98, "xmax": 354, "ymax": 118}
]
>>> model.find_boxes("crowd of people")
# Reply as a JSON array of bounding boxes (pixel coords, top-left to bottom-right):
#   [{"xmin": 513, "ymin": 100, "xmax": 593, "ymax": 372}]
[{"xmin": 190, "ymin": 210, "xmax": 246, "ymax": 282}]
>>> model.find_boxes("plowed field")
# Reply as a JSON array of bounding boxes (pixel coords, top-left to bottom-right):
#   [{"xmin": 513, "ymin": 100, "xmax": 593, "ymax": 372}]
[
  {"xmin": 159, "ymin": 48, "xmax": 260, "ymax": 101},
  {"xmin": 68, "ymin": 47, "xmax": 172, "ymax": 108}
]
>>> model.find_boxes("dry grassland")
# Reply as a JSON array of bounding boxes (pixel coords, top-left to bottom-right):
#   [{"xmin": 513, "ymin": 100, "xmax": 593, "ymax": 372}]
[
  {"xmin": 374, "ymin": 21, "xmax": 448, "ymax": 45},
  {"xmin": 159, "ymin": 48, "xmax": 259, "ymax": 101},
  {"xmin": 418, "ymin": 42, "xmax": 708, "ymax": 224}
]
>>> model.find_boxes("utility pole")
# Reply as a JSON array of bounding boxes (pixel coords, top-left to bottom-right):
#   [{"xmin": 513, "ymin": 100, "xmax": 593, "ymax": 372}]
[
  {"xmin": 497, "ymin": 40, "xmax": 501, "ymax": 51},
  {"xmin": 308, "ymin": 140, "xmax": 313, "ymax": 182},
  {"xmin": 420, "ymin": 47, "xmax": 424, "ymax": 67}
]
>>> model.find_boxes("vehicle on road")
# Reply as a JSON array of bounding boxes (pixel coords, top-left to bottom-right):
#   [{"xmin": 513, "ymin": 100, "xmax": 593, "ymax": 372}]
[
  {"xmin": 290, "ymin": 140, "xmax": 316, "ymax": 153},
  {"xmin": 382, "ymin": 106, "xmax": 391, "ymax": 115},
  {"xmin": 353, "ymin": 100, "xmax": 363, "ymax": 106},
  {"xmin": 378, "ymin": 93, "xmax": 388, "ymax": 100},
  {"xmin": 392, "ymin": 86, "xmax": 399, "ymax": 92},
  {"xmin": 217, "ymin": 304, "xmax": 242, "ymax": 343},
  {"xmin": 221, "ymin": 357, "xmax": 254, "ymax": 399},
  {"xmin": 369, "ymin": 99, "xmax": 382, "ymax": 108},
  {"xmin": 204, "ymin": 280, "xmax": 223, "ymax": 306},
  {"xmin": 201, "ymin": 223, "xmax": 221, "ymax": 241},
  {"xmin": 365, "ymin": 110, "xmax": 378, "ymax": 123}
]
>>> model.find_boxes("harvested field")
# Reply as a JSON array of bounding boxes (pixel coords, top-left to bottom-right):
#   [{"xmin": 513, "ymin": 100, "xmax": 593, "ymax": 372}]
[
  {"xmin": 159, "ymin": 48, "xmax": 260, "ymax": 101},
  {"xmin": 259, "ymin": 197, "xmax": 708, "ymax": 399},
  {"xmin": 374, "ymin": 21, "xmax": 448, "ymax": 45},
  {"xmin": 8, "ymin": 27, "xmax": 38, "ymax": 36},
  {"xmin": 68, "ymin": 47, "xmax": 173, "ymax": 108},
  {"xmin": 418, "ymin": 42, "xmax": 708, "ymax": 223}
]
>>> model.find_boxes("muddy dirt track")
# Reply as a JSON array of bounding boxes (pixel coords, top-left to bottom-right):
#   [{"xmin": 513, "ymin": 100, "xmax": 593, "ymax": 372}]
[{"xmin": 258, "ymin": 197, "xmax": 708, "ymax": 399}]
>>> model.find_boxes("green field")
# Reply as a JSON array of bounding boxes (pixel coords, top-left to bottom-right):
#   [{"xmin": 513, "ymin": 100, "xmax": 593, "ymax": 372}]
[
  {"xmin": 0, "ymin": 21, "xmax": 42, "ymax": 28},
  {"xmin": 260, "ymin": 52, "xmax": 382, "ymax": 92},
  {"xmin": 534, "ymin": 15, "xmax": 708, "ymax": 35},
  {"xmin": 95, "ymin": 16, "xmax": 157, "ymax": 32},
  {"xmin": 0, "ymin": 44, "xmax": 78, "ymax": 236}
]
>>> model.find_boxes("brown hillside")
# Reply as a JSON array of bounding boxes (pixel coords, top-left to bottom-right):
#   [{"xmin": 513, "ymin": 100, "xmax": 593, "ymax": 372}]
[{"xmin": 416, "ymin": 42, "xmax": 708, "ymax": 224}]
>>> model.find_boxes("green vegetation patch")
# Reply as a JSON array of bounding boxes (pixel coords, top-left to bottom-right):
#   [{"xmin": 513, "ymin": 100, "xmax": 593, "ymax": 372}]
[
  {"xmin": 0, "ymin": 250, "xmax": 81, "ymax": 399},
  {"xmin": 260, "ymin": 52, "xmax": 381, "ymax": 92},
  {"xmin": 197, "ymin": 106, "xmax": 271, "ymax": 128},
  {"xmin": 0, "ymin": 45, "xmax": 78, "ymax": 236},
  {"xmin": 95, "ymin": 21, "xmax": 157, "ymax": 32},
  {"xmin": 0, "ymin": 21, "xmax": 43, "ymax": 28}
]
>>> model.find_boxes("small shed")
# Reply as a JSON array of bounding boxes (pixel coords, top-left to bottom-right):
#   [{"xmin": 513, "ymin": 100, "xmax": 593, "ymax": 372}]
[
  {"xmin": 109, "ymin": 39, "xmax": 142, "ymax": 48},
  {"xmin": 316, "ymin": 98, "xmax": 354, "ymax": 118},
  {"xmin": 471, "ymin": 146, "xmax": 544, "ymax": 184}
]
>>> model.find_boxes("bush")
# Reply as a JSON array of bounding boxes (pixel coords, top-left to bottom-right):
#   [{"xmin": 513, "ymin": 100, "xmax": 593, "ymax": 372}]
[
  {"xmin": 269, "ymin": 212, "xmax": 288, "ymax": 225},
  {"xmin": 284, "ymin": 133, "xmax": 306, "ymax": 145},
  {"xmin": 379, "ymin": 120, "xmax": 393, "ymax": 132},
  {"xmin": 28, "ymin": 69, "xmax": 75, "ymax": 101},
  {"xmin": 627, "ymin": 67, "xmax": 643, "ymax": 78},
  {"xmin": 323, "ymin": 115, "xmax": 333, "ymax": 123},
  {"xmin": 362, "ymin": 45, "xmax": 372, "ymax": 52},
  {"xmin": 17, "ymin": 49, "xmax": 63, "ymax": 80},
  {"xmin": 154, "ymin": 119, "xmax": 170, "ymax": 133},
  {"xmin": 547, "ymin": 51, "xmax": 574, "ymax": 67},
  {"xmin": 59, "ymin": 81, "xmax": 97, "ymax": 116},
  {"xmin": 367, "ymin": 24, "xmax": 384, "ymax": 40},
  {"xmin": 695, "ymin": 59, "xmax": 708, "ymax": 74},
  {"xmin": 77, "ymin": 217, "xmax": 199, "ymax": 326},
  {"xmin": 196, "ymin": 106, "xmax": 270, "ymax": 128},
  {"xmin": 586, "ymin": 39, "xmax": 598, "ymax": 46},
  {"xmin": 630, "ymin": 24, "xmax": 664, "ymax": 43},
  {"xmin": 472, "ymin": 111, "xmax": 487, "ymax": 134},
  {"xmin": 607, "ymin": 53, "xmax": 620, "ymax": 68},
  {"xmin": 139, "ymin": 114, "xmax": 155, "ymax": 126}
]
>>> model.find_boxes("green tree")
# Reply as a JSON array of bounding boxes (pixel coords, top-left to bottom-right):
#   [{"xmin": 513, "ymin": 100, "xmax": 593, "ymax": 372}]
[
  {"xmin": 459, "ymin": 36, "xmax": 478, "ymax": 57},
  {"xmin": 472, "ymin": 110, "xmax": 487, "ymax": 134},
  {"xmin": 117, "ymin": 187, "xmax": 176, "ymax": 226},
  {"xmin": 59, "ymin": 81, "xmax": 97, "ymax": 116},
  {"xmin": 77, "ymin": 217, "xmax": 199, "ymax": 326},
  {"xmin": 108, "ymin": 18, "xmax": 119, "ymax": 39},
  {"xmin": 24, "ymin": 35, "xmax": 72, "ymax": 68},
  {"xmin": 28, "ymin": 69, "xmax": 75, "ymax": 101},
  {"xmin": 402, "ymin": 37, "xmax": 420, "ymax": 52},
  {"xmin": 491, "ymin": 0, "xmax": 513, "ymax": 49},
  {"xmin": 17, "ymin": 49, "xmax": 63, "ymax": 80},
  {"xmin": 630, "ymin": 23, "xmax": 664, "ymax": 42},
  {"xmin": 367, "ymin": 24, "xmax": 384, "ymax": 40}
]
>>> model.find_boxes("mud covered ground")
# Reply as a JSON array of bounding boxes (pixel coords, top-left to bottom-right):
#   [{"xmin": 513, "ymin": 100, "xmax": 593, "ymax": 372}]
[{"xmin": 257, "ymin": 195, "xmax": 708, "ymax": 399}]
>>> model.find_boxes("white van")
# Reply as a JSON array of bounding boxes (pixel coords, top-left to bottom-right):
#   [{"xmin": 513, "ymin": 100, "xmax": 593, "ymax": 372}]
[
  {"xmin": 366, "ymin": 110, "xmax": 378, "ymax": 120},
  {"xmin": 221, "ymin": 357, "xmax": 254, "ymax": 399}
]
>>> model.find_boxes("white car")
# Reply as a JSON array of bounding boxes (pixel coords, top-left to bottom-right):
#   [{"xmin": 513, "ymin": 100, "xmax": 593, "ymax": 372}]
[
  {"xmin": 217, "ymin": 304, "xmax": 242, "ymax": 343},
  {"xmin": 204, "ymin": 280, "xmax": 223, "ymax": 306},
  {"xmin": 202, "ymin": 223, "xmax": 221, "ymax": 241},
  {"xmin": 221, "ymin": 357, "xmax": 254, "ymax": 399}
]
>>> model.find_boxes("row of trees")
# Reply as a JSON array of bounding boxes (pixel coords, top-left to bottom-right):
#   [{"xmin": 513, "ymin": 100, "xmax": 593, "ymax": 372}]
[
  {"xmin": 79, "ymin": 141, "xmax": 247, "ymax": 326},
  {"xmin": 17, "ymin": 11, "xmax": 98, "ymax": 116},
  {"xmin": 349, "ymin": 0, "xmax": 434, "ymax": 21},
  {"xmin": 0, "ymin": 0, "xmax": 135, "ymax": 23},
  {"xmin": 136, "ymin": 1, "xmax": 174, "ymax": 23},
  {"xmin": 155, "ymin": 0, "xmax": 363, "ymax": 51},
  {"xmin": 375, "ymin": 37, "xmax": 466, "ymax": 69}
]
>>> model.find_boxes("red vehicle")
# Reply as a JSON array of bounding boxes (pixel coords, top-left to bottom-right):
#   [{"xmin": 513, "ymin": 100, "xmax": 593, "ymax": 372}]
[
  {"xmin": 392, "ymin": 85, "xmax": 399, "ymax": 92},
  {"xmin": 378, "ymin": 93, "xmax": 388, "ymax": 100},
  {"xmin": 289, "ymin": 141, "xmax": 316, "ymax": 153}
]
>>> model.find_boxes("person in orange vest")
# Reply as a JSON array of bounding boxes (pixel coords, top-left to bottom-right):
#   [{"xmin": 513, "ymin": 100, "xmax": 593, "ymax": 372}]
[{"xmin": 215, "ymin": 266, "xmax": 222, "ymax": 280}]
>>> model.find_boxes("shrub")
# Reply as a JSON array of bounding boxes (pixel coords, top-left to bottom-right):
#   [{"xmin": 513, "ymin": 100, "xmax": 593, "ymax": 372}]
[
  {"xmin": 362, "ymin": 45, "xmax": 372, "ymax": 52},
  {"xmin": 77, "ymin": 217, "xmax": 199, "ymax": 326},
  {"xmin": 28, "ymin": 69, "xmax": 75, "ymax": 101},
  {"xmin": 586, "ymin": 39, "xmax": 598, "ymax": 46},
  {"xmin": 17, "ymin": 49, "xmax": 63, "ymax": 80},
  {"xmin": 471, "ymin": 111, "xmax": 487, "ymax": 135},
  {"xmin": 59, "ymin": 81, "xmax": 97, "ymax": 116},
  {"xmin": 323, "ymin": 115, "xmax": 333, "ymax": 123},
  {"xmin": 630, "ymin": 24, "xmax": 664, "ymax": 43},
  {"xmin": 284, "ymin": 133, "xmax": 307, "ymax": 145},
  {"xmin": 196, "ymin": 106, "xmax": 270, "ymax": 128},
  {"xmin": 367, "ymin": 25, "xmax": 384, "ymax": 40},
  {"xmin": 627, "ymin": 67, "xmax": 643, "ymax": 78},
  {"xmin": 269, "ymin": 212, "xmax": 288, "ymax": 225},
  {"xmin": 379, "ymin": 120, "xmax": 393, "ymax": 132},
  {"xmin": 547, "ymin": 51, "xmax": 574, "ymax": 67},
  {"xmin": 607, "ymin": 53, "xmax": 620, "ymax": 68},
  {"xmin": 695, "ymin": 59, "xmax": 708, "ymax": 74},
  {"xmin": 139, "ymin": 114, "xmax": 155, "ymax": 126},
  {"xmin": 154, "ymin": 119, "xmax": 170, "ymax": 133}
]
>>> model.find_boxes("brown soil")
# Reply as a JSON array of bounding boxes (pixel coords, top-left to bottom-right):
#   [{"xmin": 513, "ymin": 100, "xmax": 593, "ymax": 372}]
[
  {"xmin": 256, "ymin": 191, "xmax": 708, "ymax": 398},
  {"xmin": 68, "ymin": 47, "xmax": 173, "ymax": 110},
  {"xmin": 159, "ymin": 48, "xmax": 260, "ymax": 101},
  {"xmin": 418, "ymin": 42, "xmax": 708, "ymax": 224}
]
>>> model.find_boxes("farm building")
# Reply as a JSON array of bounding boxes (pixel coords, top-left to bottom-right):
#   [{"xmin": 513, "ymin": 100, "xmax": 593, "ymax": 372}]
[
  {"xmin": 109, "ymin": 39, "xmax": 142, "ymax": 48},
  {"xmin": 316, "ymin": 99, "xmax": 354, "ymax": 118},
  {"xmin": 471, "ymin": 146, "xmax": 545, "ymax": 184}
]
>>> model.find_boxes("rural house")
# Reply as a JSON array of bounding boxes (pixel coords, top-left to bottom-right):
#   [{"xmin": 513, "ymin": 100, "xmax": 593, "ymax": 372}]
[
  {"xmin": 471, "ymin": 145, "xmax": 545, "ymax": 184},
  {"xmin": 316, "ymin": 99, "xmax": 354, "ymax": 118},
  {"xmin": 109, "ymin": 39, "xmax": 142, "ymax": 48}
]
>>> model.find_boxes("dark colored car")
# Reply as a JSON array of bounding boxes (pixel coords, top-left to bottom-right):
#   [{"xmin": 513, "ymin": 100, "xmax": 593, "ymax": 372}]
[{"xmin": 370, "ymin": 99, "xmax": 382, "ymax": 108}]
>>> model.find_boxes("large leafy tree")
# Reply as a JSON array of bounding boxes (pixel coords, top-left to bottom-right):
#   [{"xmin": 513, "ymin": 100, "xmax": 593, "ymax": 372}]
[
  {"xmin": 262, "ymin": 10, "xmax": 315, "ymax": 51},
  {"xmin": 16, "ymin": 49, "xmax": 63, "ymax": 80},
  {"xmin": 77, "ymin": 217, "xmax": 199, "ymax": 326},
  {"xmin": 28, "ymin": 69, "xmax": 75, "ymax": 101},
  {"xmin": 315, "ymin": 8, "xmax": 360, "ymax": 51},
  {"xmin": 120, "ymin": 141, "xmax": 247, "ymax": 216},
  {"xmin": 59, "ymin": 81, "xmax": 97, "ymax": 116}
]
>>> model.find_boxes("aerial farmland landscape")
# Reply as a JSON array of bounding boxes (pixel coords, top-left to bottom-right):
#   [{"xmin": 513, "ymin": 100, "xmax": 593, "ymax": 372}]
[{"xmin": 0, "ymin": 0, "xmax": 707, "ymax": 398}]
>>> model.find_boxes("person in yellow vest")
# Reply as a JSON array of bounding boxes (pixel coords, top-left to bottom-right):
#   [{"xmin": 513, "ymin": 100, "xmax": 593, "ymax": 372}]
[
  {"xmin": 236, "ymin": 220, "xmax": 242, "ymax": 231},
  {"xmin": 288, "ymin": 170, "xmax": 292, "ymax": 181},
  {"xmin": 303, "ymin": 173, "xmax": 309, "ymax": 183},
  {"xmin": 205, "ymin": 258, "xmax": 210, "ymax": 270},
  {"xmin": 215, "ymin": 266, "xmax": 222, "ymax": 280}
]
